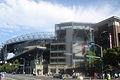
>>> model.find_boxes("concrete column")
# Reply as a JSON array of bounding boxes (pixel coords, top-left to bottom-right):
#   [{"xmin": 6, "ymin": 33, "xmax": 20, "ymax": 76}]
[{"xmin": 66, "ymin": 28, "xmax": 73, "ymax": 66}]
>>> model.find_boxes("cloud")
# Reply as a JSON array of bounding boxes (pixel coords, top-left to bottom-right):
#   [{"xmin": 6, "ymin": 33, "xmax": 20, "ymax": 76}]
[{"xmin": 0, "ymin": 0, "xmax": 119, "ymax": 39}]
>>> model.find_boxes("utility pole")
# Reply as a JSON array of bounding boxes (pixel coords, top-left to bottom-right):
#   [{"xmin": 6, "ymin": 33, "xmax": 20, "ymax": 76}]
[{"xmin": 90, "ymin": 43, "xmax": 103, "ymax": 78}]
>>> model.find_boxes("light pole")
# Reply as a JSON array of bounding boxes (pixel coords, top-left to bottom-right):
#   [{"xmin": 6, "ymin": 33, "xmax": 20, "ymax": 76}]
[
  {"xmin": 21, "ymin": 58, "xmax": 25, "ymax": 74},
  {"xmin": 91, "ymin": 43, "xmax": 103, "ymax": 58},
  {"xmin": 90, "ymin": 43, "xmax": 103, "ymax": 78}
]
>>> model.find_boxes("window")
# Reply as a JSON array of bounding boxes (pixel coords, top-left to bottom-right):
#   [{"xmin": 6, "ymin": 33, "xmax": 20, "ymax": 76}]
[
  {"xmin": 58, "ymin": 53, "xmax": 65, "ymax": 57},
  {"xmin": 50, "ymin": 59, "xmax": 57, "ymax": 62},
  {"xmin": 58, "ymin": 59, "xmax": 65, "ymax": 62},
  {"xmin": 51, "ymin": 53, "xmax": 57, "ymax": 57}
]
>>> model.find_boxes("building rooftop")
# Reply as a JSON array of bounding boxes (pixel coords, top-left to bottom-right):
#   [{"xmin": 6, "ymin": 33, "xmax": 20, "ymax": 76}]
[
  {"xmin": 55, "ymin": 22, "xmax": 95, "ymax": 27},
  {"xmin": 93, "ymin": 16, "xmax": 120, "ymax": 28}
]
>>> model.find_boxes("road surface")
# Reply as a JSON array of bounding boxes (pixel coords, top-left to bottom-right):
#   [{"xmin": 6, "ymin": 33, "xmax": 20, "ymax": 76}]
[{"xmin": 5, "ymin": 73, "xmax": 120, "ymax": 80}]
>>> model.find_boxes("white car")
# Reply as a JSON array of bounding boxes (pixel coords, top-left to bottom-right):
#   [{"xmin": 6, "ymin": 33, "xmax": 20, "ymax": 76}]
[{"xmin": 0, "ymin": 73, "xmax": 5, "ymax": 80}]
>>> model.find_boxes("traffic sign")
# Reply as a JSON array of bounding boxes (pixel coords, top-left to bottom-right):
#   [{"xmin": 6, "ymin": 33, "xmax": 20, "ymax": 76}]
[
  {"xmin": 86, "ymin": 55, "xmax": 100, "ymax": 58},
  {"xmin": 20, "ymin": 65, "xmax": 24, "ymax": 66}
]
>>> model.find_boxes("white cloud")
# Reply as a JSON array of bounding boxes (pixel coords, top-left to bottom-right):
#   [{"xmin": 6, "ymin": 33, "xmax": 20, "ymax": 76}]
[{"xmin": 0, "ymin": 0, "xmax": 119, "ymax": 32}]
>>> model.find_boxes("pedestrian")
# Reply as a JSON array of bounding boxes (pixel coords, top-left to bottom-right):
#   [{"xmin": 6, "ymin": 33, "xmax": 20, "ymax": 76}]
[
  {"xmin": 98, "ymin": 73, "xmax": 102, "ymax": 79},
  {"xmin": 114, "ymin": 73, "xmax": 118, "ymax": 78},
  {"xmin": 107, "ymin": 73, "xmax": 111, "ymax": 80},
  {"xmin": 103, "ymin": 73, "xmax": 105, "ymax": 79},
  {"xmin": 93, "ymin": 73, "xmax": 97, "ymax": 79},
  {"xmin": 79, "ymin": 73, "xmax": 83, "ymax": 80},
  {"xmin": 119, "ymin": 73, "xmax": 120, "ymax": 77}
]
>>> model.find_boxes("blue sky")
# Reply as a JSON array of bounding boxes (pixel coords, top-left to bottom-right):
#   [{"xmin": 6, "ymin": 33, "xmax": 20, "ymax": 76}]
[{"xmin": 0, "ymin": 0, "xmax": 120, "ymax": 45}]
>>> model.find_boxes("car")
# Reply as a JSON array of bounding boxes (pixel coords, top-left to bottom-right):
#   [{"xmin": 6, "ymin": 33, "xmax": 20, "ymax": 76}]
[
  {"xmin": 72, "ymin": 73, "xmax": 78, "ymax": 79},
  {"xmin": 72, "ymin": 75, "xmax": 78, "ymax": 78},
  {"xmin": 53, "ymin": 74, "xmax": 63, "ymax": 79},
  {"xmin": 12, "ymin": 72, "xmax": 16, "ymax": 75},
  {"xmin": 0, "ymin": 73, "xmax": 5, "ymax": 80}
]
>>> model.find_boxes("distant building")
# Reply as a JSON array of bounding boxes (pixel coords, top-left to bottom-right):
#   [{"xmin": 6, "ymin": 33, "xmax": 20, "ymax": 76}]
[
  {"xmin": 49, "ymin": 22, "xmax": 94, "ymax": 74},
  {"xmin": 1, "ymin": 22, "xmax": 94, "ymax": 75},
  {"xmin": 93, "ymin": 16, "xmax": 120, "ymax": 49},
  {"xmin": 0, "ymin": 45, "xmax": 4, "ymax": 64},
  {"xmin": 2, "ymin": 16, "xmax": 120, "ymax": 75},
  {"xmin": 1, "ymin": 32, "xmax": 54, "ymax": 75}
]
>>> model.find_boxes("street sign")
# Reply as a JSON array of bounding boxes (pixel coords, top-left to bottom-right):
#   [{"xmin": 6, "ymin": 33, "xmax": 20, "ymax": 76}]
[
  {"xmin": 20, "ymin": 65, "xmax": 24, "ymax": 66},
  {"xmin": 86, "ymin": 55, "xmax": 100, "ymax": 58}
]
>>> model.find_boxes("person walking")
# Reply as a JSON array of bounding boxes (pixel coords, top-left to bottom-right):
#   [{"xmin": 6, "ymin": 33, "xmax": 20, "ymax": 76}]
[
  {"xmin": 94, "ymin": 73, "xmax": 97, "ymax": 79},
  {"xmin": 79, "ymin": 73, "xmax": 83, "ymax": 80},
  {"xmin": 107, "ymin": 73, "xmax": 111, "ymax": 80},
  {"xmin": 114, "ymin": 73, "xmax": 118, "ymax": 78},
  {"xmin": 103, "ymin": 73, "xmax": 105, "ymax": 79}
]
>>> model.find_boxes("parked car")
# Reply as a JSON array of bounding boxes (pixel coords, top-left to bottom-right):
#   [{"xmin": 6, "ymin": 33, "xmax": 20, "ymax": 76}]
[
  {"xmin": 72, "ymin": 73, "xmax": 78, "ymax": 79},
  {"xmin": 53, "ymin": 74, "xmax": 63, "ymax": 79},
  {"xmin": 72, "ymin": 75, "xmax": 78, "ymax": 78},
  {"xmin": 0, "ymin": 73, "xmax": 5, "ymax": 80}
]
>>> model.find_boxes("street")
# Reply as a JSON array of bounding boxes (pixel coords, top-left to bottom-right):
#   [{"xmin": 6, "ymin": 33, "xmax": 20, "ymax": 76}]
[
  {"xmin": 4, "ymin": 73, "xmax": 96, "ymax": 80},
  {"xmin": 5, "ymin": 74, "xmax": 40, "ymax": 80},
  {"xmin": 4, "ymin": 73, "xmax": 120, "ymax": 80},
  {"xmin": 6, "ymin": 74, "xmax": 49, "ymax": 80}
]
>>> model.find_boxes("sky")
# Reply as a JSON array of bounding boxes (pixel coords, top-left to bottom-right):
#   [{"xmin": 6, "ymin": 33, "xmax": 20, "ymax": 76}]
[{"xmin": 0, "ymin": 0, "xmax": 120, "ymax": 45}]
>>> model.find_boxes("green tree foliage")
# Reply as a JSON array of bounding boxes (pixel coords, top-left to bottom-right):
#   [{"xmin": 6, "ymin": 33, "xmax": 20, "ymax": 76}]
[
  {"xmin": 0, "ymin": 65, "xmax": 3, "ymax": 71},
  {"xmin": 13, "ymin": 59, "xmax": 20, "ymax": 73},
  {"xmin": 104, "ymin": 65, "xmax": 113, "ymax": 72},
  {"xmin": 86, "ymin": 50, "xmax": 96, "ymax": 64},
  {"xmin": 0, "ymin": 59, "xmax": 20, "ymax": 73},
  {"xmin": 103, "ymin": 47, "xmax": 120, "ymax": 72},
  {"xmin": 86, "ymin": 50, "xmax": 102, "ymax": 73}
]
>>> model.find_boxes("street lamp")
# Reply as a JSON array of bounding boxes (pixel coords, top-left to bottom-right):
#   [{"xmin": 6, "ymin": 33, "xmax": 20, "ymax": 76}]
[
  {"xmin": 20, "ymin": 58, "xmax": 25, "ymax": 74},
  {"xmin": 90, "ymin": 43, "xmax": 103, "ymax": 78},
  {"xmin": 90, "ymin": 43, "xmax": 103, "ymax": 58}
]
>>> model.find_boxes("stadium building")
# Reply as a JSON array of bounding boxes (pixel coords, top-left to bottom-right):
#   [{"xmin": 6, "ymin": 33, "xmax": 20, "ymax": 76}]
[
  {"xmin": 0, "ymin": 22, "xmax": 94, "ymax": 75},
  {"xmin": 1, "ymin": 16, "xmax": 120, "ymax": 75},
  {"xmin": 1, "ymin": 32, "xmax": 54, "ymax": 75}
]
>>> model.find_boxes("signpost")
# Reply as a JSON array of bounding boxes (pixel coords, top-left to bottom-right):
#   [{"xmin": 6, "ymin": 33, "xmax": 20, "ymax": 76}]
[
  {"xmin": 88, "ymin": 43, "xmax": 103, "ymax": 79},
  {"xmin": 86, "ymin": 55, "xmax": 101, "ymax": 59}
]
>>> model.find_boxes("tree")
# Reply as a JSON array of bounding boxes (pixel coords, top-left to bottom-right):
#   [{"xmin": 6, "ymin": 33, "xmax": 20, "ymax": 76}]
[
  {"xmin": 86, "ymin": 50, "xmax": 96, "ymax": 65},
  {"xmin": 1, "ymin": 63, "xmax": 12, "ymax": 72},
  {"xmin": 12, "ymin": 59, "xmax": 20, "ymax": 73},
  {"xmin": 103, "ymin": 47, "xmax": 120, "ymax": 73},
  {"xmin": 0, "ymin": 63, "xmax": 14, "ymax": 73},
  {"xmin": 85, "ymin": 51, "xmax": 101, "ymax": 73},
  {"xmin": 0, "ymin": 59, "xmax": 20, "ymax": 73},
  {"xmin": 104, "ymin": 65, "xmax": 113, "ymax": 72},
  {"xmin": 0, "ymin": 65, "xmax": 3, "ymax": 71}
]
